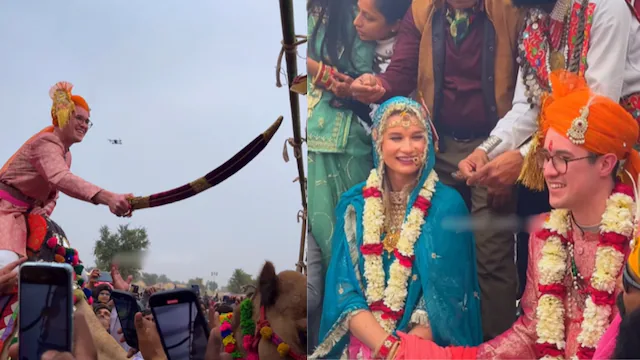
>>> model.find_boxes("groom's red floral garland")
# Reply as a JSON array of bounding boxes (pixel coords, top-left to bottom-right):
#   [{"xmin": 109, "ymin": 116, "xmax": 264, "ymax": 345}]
[{"xmin": 535, "ymin": 183, "xmax": 634, "ymax": 359}]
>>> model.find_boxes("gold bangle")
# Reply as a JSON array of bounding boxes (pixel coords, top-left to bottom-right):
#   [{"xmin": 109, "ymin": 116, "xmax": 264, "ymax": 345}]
[
  {"xmin": 387, "ymin": 341, "xmax": 401, "ymax": 360},
  {"xmin": 312, "ymin": 61, "xmax": 325, "ymax": 85}
]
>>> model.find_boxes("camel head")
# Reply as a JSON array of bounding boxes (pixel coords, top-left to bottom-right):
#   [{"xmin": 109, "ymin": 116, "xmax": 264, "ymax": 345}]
[{"xmin": 231, "ymin": 261, "xmax": 307, "ymax": 360}]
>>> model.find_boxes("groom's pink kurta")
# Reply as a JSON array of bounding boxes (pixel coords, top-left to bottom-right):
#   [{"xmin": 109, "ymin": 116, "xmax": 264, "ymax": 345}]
[
  {"xmin": 396, "ymin": 214, "xmax": 624, "ymax": 359},
  {"xmin": 0, "ymin": 132, "xmax": 101, "ymax": 256},
  {"xmin": 476, "ymin": 214, "xmax": 623, "ymax": 358}
]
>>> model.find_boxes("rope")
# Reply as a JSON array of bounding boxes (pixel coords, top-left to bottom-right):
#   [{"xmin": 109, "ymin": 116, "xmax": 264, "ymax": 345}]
[
  {"xmin": 275, "ymin": 35, "xmax": 307, "ymax": 88},
  {"xmin": 282, "ymin": 137, "xmax": 304, "ymax": 163}
]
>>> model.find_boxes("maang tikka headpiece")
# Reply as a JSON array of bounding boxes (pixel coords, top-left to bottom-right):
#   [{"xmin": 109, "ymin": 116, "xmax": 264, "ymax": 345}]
[{"xmin": 372, "ymin": 97, "xmax": 431, "ymax": 179}]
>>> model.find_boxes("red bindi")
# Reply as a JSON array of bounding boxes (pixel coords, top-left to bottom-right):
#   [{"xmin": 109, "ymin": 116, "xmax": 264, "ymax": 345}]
[{"xmin": 548, "ymin": 140, "xmax": 554, "ymax": 152}]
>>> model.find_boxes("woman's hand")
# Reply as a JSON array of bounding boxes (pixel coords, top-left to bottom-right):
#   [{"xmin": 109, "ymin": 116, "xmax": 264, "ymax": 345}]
[
  {"xmin": 330, "ymin": 72, "xmax": 354, "ymax": 98},
  {"xmin": 350, "ymin": 74, "xmax": 385, "ymax": 103},
  {"xmin": 408, "ymin": 325, "xmax": 433, "ymax": 341}
]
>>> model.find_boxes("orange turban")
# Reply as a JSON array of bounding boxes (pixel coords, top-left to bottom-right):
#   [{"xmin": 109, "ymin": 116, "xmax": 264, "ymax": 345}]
[
  {"xmin": 71, "ymin": 95, "xmax": 89, "ymax": 112},
  {"xmin": 49, "ymin": 81, "xmax": 90, "ymax": 129},
  {"xmin": 519, "ymin": 71, "xmax": 640, "ymax": 189},
  {"xmin": 1, "ymin": 82, "xmax": 89, "ymax": 175}
]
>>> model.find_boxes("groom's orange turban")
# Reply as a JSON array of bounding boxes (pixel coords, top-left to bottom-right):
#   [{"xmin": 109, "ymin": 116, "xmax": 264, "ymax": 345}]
[
  {"xmin": 0, "ymin": 82, "xmax": 90, "ymax": 175},
  {"xmin": 520, "ymin": 71, "xmax": 640, "ymax": 189}
]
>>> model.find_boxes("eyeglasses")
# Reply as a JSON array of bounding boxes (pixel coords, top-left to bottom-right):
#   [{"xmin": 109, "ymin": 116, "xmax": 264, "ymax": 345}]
[
  {"xmin": 623, "ymin": 264, "xmax": 640, "ymax": 293},
  {"xmin": 74, "ymin": 114, "xmax": 93, "ymax": 129},
  {"xmin": 535, "ymin": 151, "xmax": 597, "ymax": 174}
]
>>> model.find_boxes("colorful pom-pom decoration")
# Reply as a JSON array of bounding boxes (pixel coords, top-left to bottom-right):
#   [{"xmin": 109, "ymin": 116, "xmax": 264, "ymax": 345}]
[
  {"xmin": 276, "ymin": 343, "xmax": 290, "ymax": 357},
  {"xmin": 65, "ymin": 248, "xmax": 74, "ymax": 257},
  {"xmin": 72, "ymin": 255, "xmax": 79, "ymax": 266},
  {"xmin": 222, "ymin": 335, "xmax": 235, "ymax": 346},
  {"xmin": 260, "ymin": 326, "xmax": 273, "ymax": 340},
  {"xmin": 54, "ymin": 254, "xmax": 65, "ymax": 263},
  {"xmin": 83, "ymin": 288, "xmax": 92, "ymax": 299},
  {"xmin": 243, "ymin": 335, "xmax": 252, "ymax": 350},
  {"xmin": 77, "ymin": 278, "xmax": 85, "ymax": 287},
  {"xmin": 224, "ymin": 343, "xmax": 236, "ymax": 353},
  {"xmin": 74, "ymin": 265, "xmax": 84, "ymax": 275},
  {"xmin": 46, "ymin": 237, "xmax": 58, "ymax": 249},
  {"xmin": 27, "ymin": 214, "xmax": 48, "ymax": 251},
  {"xmin": 88, "ymin": 296, "xmax": 94, "ymax": 305},
  {"xmin": 56, "ymin": 247, "xmax": 66, "ymax": 256}
]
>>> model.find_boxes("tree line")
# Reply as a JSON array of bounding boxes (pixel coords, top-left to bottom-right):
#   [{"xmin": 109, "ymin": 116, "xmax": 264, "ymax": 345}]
[{"xmin": 92, "ymin": 224, "xmax": 256, "ymax": 293}]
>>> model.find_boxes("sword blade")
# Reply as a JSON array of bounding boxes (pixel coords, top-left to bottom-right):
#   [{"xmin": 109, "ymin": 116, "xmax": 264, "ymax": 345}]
[{"xmin": 128, "ymin": 116, "xmax": 284, "ymax": 210}]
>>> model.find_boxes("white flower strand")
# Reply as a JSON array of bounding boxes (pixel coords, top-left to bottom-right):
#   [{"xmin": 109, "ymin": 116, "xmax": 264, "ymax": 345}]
[
  {"xmin": 536, "ymin": 190, "xmax": 634, "ymax": 359},
  {"xmin": 361, "ymin": 169, "xmax": 438, "ymax": 333}
]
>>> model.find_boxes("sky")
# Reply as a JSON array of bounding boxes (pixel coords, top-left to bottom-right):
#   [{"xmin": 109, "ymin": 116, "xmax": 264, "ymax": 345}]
[{"xmin": 0, "ymin": 1, "xmax": 307, "ymax": 287}]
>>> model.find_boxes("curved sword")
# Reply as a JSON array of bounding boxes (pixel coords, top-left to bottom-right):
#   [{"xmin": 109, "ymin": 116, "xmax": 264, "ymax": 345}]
[{"xmin": 127, "ymin": 116, "xmax": 283, "ymax": 211}]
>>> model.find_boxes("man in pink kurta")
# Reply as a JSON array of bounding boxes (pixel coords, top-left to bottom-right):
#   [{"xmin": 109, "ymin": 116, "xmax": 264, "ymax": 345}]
[
  {"xmin": 0, "ymin": 81, "xmax": 132, "ymax": 267},
  {"xmin": 392, "ymin": 72, "xmax": 640, "ymax": 359}
]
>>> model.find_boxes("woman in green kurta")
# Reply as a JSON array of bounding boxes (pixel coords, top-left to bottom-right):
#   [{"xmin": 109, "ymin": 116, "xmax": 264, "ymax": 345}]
[{"xmin": 307, "ymin": 0, "xmax": 375, "ymax": 271}]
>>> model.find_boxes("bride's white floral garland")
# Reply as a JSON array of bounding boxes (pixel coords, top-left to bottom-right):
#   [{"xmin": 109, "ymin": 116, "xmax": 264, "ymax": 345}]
[
  {"xmin": 360, "ymin": 168, "xmax": 438, "ymax": 334},
  {"xmin": 535, "ymin": 183, "xmax": 634, "ymax": 360}
]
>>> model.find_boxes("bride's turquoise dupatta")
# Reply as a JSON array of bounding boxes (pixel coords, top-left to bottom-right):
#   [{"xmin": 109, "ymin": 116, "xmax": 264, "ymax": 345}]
[{"xmin": 312, "ymin": 97, "xmax": 483, "ymax": 358}]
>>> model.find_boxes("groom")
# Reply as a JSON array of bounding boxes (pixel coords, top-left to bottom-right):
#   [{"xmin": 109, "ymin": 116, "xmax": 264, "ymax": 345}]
[{"xmin": 391, "ymin": 71, "xmax": 640, "ymax": 359}]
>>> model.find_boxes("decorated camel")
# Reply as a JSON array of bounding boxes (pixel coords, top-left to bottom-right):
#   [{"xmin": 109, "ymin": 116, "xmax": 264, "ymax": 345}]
[{"xmin": 222, "ymin": 261, "xmax": 307, "ymax": 360}]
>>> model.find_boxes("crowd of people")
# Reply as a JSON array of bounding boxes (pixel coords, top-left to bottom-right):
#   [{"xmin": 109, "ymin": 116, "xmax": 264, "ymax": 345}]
[
  {"xmin": 307, "ymin": 0, "xmax": 640, "ymax": 359},
  {"xmin": 82, "ymin": 267, "xmax": 247, "ymax": 360},
  {"xmin": 0, "ymin": 258, "xmax": 250, "ymax": 360}
]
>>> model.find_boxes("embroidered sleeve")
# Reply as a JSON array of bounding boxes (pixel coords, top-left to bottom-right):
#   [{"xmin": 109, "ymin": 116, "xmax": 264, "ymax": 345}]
[{"xmin": 584, "ymin": 0, "xmax": 632, "ymax": 101}]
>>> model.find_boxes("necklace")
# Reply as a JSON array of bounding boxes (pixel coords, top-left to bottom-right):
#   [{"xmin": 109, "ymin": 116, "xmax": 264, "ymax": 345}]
[
  {"xmin": 535, "ymin": 183, "xmax": 634, "ymax": 359},
  {"xmin": 382, "ymin": 191, "xmax": 406, "ymax": 256},
  {"xmin": 361, "ymin": 169, "xmax": 438, "ymax": 333}
]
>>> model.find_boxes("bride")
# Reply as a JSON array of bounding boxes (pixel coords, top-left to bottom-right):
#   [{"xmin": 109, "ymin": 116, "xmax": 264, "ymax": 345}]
[{"xmin": 311, "ymin": 97, "xmax": 483, "ymax": 359}]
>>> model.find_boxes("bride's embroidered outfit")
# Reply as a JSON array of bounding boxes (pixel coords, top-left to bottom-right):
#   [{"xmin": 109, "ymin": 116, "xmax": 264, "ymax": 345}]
[{"xmin": 311, "ymin": 97, "xmax": 482, "ymax": 359}]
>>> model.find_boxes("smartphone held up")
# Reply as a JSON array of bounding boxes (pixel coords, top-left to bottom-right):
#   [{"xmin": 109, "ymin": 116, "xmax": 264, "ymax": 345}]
[{"xmin": 18, "ymin": 262, "xmax": 74, "ymax": 360}]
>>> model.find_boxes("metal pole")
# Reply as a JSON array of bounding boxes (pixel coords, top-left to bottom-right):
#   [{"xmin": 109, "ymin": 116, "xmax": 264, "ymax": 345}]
[{"xmin": 278, "ymin": 0, "xmax": 307, "ymax": 273}]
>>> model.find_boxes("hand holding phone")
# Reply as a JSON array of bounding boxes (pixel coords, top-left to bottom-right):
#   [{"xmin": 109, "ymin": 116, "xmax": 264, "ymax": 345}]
[
  {"xmin": 111, "ymin": 290, "xmax": 141, "ymax": 349},
  {"xmin": 9, "ymin": 310, "xmax": 98, "ymax": 360},
  {"xmin": 0, "ymin": 257, "xmax": 26, "ymax": 293},
  {"xmin": 150, "ymin": 289, "xmax": 210, "ymax": 360},
  {"xmin": 19, "ymin": 262, "xmax": 73, "ymax": 360}
]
